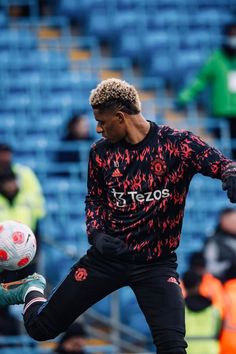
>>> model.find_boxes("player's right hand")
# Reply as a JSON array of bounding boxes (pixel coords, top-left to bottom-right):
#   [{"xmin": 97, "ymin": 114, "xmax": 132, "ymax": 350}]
[{"xmin": 92, "ymin": 231, "xmax": 128, "ymax": 257}]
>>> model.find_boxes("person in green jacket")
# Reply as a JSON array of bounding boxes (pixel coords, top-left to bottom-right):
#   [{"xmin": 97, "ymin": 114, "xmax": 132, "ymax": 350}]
[
  {"xmin": 177, "ymin": 22, "xmax": 236, "ymax": 155},
  {"xmin": 183, "ymin": 270, "xmax": 222, "ymax": 354}
]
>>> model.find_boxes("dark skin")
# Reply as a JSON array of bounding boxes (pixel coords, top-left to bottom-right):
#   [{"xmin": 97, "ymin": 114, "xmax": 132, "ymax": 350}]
[
  {"xmin": 0, "ymin": 151, "xmax": 12, "ymax": 167},
  {"xmin": 0, "ymin": 179, "xmax": 19, "ymax": 202},
  {"xmin": 93, "ymin": 108, "xmax": 150, "ymax": 144}
]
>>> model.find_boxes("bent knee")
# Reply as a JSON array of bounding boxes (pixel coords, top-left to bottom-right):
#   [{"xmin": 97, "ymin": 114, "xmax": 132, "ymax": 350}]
[{"xmin": 26, "ymin": 325, "xmax": 59, "ymax": 342}]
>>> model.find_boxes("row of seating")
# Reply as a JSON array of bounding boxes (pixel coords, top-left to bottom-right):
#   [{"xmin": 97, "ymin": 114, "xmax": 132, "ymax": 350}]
[
  {"xmin": 58, "ymin": 0, "xmax": 236, "ymax": 17},
  {"xmin": 0, "ymin": 335, "xmax": 117, "ymax": 354},
  {"xmin": 0, "ymin": 8, "xmax": 233, "ymax": 72},
  {"xmin": 54, "ymin": 0, "xmax": 235, "ymax": 83}
]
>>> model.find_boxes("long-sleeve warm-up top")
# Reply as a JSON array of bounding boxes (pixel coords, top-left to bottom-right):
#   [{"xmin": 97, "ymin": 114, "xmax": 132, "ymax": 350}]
[{"xmin": 85, "ymin": 121, "xmax": 233, "ymax": 263}]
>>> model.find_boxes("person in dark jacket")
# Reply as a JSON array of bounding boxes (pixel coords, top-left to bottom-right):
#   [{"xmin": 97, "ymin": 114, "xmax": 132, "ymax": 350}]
[
  {"xmin": 55, "ymin": 112, "xmax": 93, "ymax": 177},
  {"xmin": 54, "ymin": 322, "xmax": 87, "ymax": 354},
  {"xmin": 204, "ymin": 207, "xmax": 236, "ymax": 282}
]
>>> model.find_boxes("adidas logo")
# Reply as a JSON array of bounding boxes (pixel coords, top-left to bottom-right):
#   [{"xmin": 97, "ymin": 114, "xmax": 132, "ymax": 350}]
[
  {"xmin": 167, "ymin": 277, "xmax": 178, "ymax": 285},
  {"xmin": 112, "ymin": 168, "xmax": 123, "ymax": 177}
]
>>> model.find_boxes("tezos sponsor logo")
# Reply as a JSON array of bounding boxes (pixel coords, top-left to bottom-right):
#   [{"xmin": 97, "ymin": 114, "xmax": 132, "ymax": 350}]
[{"xmin": 111, "ymin": 188, "xmax": 170, "ymax": 207}]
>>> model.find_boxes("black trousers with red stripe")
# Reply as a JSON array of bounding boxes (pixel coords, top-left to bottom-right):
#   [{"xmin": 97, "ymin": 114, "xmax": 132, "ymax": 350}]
[{"xmin": 24, "ymin": 249, "xmax": 187, "ymax": 354}]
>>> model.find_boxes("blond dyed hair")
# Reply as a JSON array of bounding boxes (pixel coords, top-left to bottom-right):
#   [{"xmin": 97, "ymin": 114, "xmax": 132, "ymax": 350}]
[{"xmin": 89, "ymin": 78, "xmax": 141, "ymax": 114}]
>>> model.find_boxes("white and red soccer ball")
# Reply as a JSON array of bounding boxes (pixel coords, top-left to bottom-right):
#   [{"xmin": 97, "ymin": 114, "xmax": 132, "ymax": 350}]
[{"xmin": 0, "ymin": 220, "xmax": 37, "ymax": 271}]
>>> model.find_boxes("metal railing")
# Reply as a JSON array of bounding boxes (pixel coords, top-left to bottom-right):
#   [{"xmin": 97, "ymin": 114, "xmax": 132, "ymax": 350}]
[{"xmin": 0, "ymin": 335, "xmax": 118, "ymax": 353}]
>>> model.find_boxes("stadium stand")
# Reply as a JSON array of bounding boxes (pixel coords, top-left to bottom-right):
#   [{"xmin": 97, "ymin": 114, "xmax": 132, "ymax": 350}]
[{"xmin": 0, "ymin": 0, "xmax": 236, "ymax": 351}]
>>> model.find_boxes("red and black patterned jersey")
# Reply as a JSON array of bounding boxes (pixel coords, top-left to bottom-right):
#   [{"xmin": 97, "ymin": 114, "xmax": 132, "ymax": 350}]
[{"xmin": 85, "ymin": 121, "xmax": 233, "ymax": 262}]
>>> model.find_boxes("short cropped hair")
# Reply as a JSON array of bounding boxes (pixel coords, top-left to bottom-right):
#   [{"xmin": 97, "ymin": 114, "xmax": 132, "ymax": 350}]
[{"xmin": 89, "ymin": 78, "xmax": 141, "ymax": 114}]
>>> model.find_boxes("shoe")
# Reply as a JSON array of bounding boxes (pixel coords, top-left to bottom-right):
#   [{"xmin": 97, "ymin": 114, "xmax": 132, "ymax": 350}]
[{"xmin": 0, "ymin": 273, "xmax": 46, "ymax": 306}]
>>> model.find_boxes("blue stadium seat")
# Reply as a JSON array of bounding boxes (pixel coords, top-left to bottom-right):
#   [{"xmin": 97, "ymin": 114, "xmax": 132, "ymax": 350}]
[
  {"xmin": 123, "ymin": 297, "xmax": 150, "ymax": 335},
  {"xmin": 146, "ymin": 0, "xmax": 186, "ymax": 10},
  {"xmin": 116, "ymin": 33, "xmax": 144, "ymax": 60},
  {"xmin": 146, "ymin": 10, "xmax": 181, "ymax": 30},
  {"xmin": 114, "ymin": 0, "xmax": 145, "ymax": 11},
  {"xmin": 0, "ymin": 10, "xmax": 7, "ymax": 28},
  {"xmin": 148, "ymin": 53, "xmax": 175, "ymax": 82},
  {"xmin": 112, "ymin": 11, "xmax": 145, "ymax": 34},
  {"xmin": 179, "ymin": 31, "xmax": 212, "ymax": 50},
  {"xmin": 0, "ymin": 29, "xmax": 37, "ymax": 51},
  {"xmin": 143, "ymin": 31, "xmax": 179, "ymax": 56},
  {"xmin": 92, "ymin": 296, "xmax": 111, "ymax": 317},
  {"xmin": 174, "ymin": 49, "xmax": 209, "ymax": 83},
  {"xmin": 188, "ymin": 10, "xmax": 222, "ymax": 28},
  {"xmin": 59, "ymin": 0, "xmax": 109, "ymax": 21},
  {"xmin": 87, "ymin": 13, "xmax": 112, "ymax": 40}
]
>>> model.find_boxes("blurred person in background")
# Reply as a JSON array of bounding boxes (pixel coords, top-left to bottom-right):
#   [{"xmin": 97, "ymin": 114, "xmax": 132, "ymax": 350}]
[
  {"xmin": 0, "ymin": 167, "xmax": 45, "ymax": 282},
  {"xmin": 53, "ymin": 322, "xmax": 87, "ymax": 354},
  {"xmin": 176, "ymin": 22, "xmax": 236, "ymax": 156},
  {"xmin": 181, "ymin": 251, "xmax": 225, "ymax": 316},
  {"xmin": 183, "ymin": 270, "xmax": 221, "ymax": 354},
  {"xmin": 0, "ymin": 143, "xmax": 45, "ymax": 206},
  {"xmin": 63, "ymin": 113, "xmax": 92, "ymax": 142},
  {"xmin": 204, "ymin": 208, "xmax": 236, "ymax": 283},
  {"xmin": 55, "ymin": 112, "xmax": 93, "ymax": 177},
  {"xmin": 219, "ymin": 270, "xmax": 236, "ymax": 354}
]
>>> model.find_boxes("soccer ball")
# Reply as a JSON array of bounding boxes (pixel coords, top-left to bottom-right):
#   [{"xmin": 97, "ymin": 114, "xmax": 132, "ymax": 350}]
[{"xmin": 0, "ymin": 220, "xmax": 37, "ymax": 271}]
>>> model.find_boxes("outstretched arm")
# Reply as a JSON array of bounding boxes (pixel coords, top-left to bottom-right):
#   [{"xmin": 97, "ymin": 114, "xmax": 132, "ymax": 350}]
[{"xmin": 180, "ymin": 132, "xmax": 236, "ymax": 203}]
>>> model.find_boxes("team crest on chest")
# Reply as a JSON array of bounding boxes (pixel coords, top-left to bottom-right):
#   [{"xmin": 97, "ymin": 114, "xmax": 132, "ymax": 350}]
[
  {"xmin": 74, "ymin": 267, "xmax": 88, "ymax": 281},
  {"xmin": 151, "ymin": 158, "xmax": 167, "ymax": 176}
]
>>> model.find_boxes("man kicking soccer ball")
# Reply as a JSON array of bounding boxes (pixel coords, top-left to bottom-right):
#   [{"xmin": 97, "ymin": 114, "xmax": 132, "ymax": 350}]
[{"xmin": 1, "ymin": 79, "xmax": 236, "ymax": 354}]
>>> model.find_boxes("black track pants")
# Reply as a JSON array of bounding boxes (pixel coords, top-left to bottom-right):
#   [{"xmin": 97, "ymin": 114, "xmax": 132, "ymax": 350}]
[{"xmin": 24, "ymin": 250, "xmax": 187, "ymax": 354}]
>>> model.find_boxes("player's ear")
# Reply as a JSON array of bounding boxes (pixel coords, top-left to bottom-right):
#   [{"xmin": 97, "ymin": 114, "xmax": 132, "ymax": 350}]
[{"xmin": 116, "ymin": 111, "xmax": 125, "ymax": 124}]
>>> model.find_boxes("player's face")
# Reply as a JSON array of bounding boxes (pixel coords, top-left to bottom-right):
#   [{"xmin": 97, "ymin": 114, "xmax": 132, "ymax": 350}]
[{"xmin": 93, "ymin": 109, "xmax": 126, "ymax": 143}]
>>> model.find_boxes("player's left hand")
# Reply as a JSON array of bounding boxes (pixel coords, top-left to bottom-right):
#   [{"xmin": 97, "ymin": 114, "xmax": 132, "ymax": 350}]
[
  {"xmin": 222, "ymin": 175, "xmax": 236, "ymax": 203},
  {"xmin": 222, "ymin": 164, "xmax": 236, "ymax": 203}
]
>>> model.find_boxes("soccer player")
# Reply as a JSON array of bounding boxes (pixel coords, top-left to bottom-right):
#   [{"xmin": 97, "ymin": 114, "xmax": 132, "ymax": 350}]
[{"xmin": 1, "ymin": 79, "xmax": 236, "ymax": 354}]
